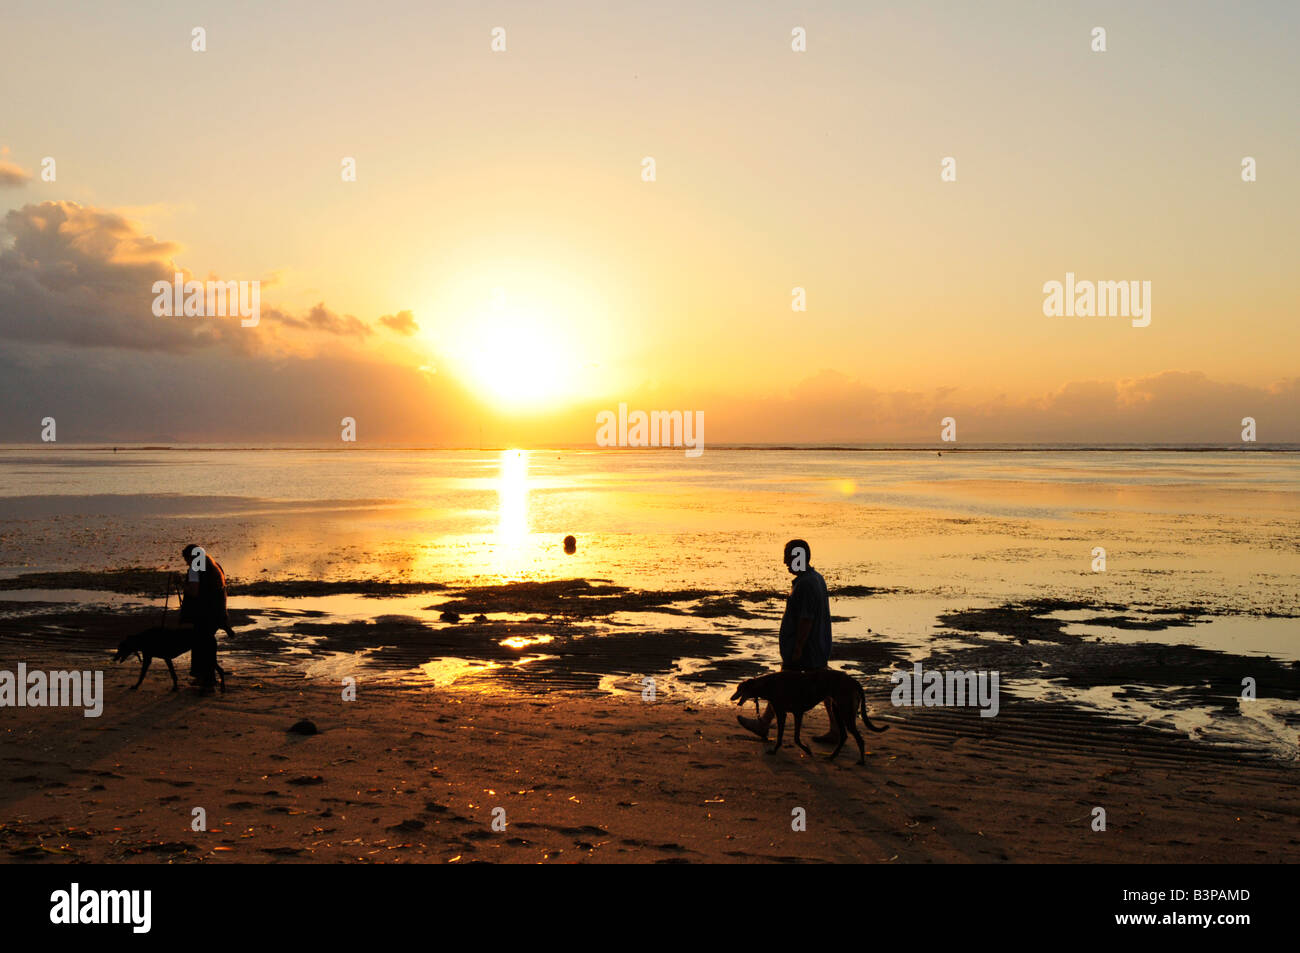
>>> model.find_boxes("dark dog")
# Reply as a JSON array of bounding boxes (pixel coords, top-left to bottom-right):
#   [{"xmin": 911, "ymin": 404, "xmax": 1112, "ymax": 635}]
[
  {"xmin": 114, "ymin": 626, "xmax": 225, "ymax": 693},
  {"xmin": 731, "ymin": 669, "xmax": 886, "ymax": 764}
]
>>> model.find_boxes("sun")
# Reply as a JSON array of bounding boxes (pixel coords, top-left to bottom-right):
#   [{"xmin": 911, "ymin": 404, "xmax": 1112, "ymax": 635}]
[{"xmin": 446, "ymin": 304, "xmax": 586, "ymax": 410}]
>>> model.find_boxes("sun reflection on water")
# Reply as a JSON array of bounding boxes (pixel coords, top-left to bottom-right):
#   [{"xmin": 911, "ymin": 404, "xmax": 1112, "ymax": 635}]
[
  {"xmin": 500, "ymin": 634, "xmax": 555, "ymax": 650},
  {"xmin": 497, "ymin": 448, "xmax": 530, "ymax": 545}
]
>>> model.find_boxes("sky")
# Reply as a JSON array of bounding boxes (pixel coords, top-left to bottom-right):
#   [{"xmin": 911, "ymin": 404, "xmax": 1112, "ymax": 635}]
[{"xmin": 1, "ymin": 0, "xmax": 1297, "ymax": 444}]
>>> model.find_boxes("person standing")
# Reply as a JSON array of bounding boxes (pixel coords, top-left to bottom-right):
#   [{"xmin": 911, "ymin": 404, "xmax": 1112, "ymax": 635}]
[{"xmin": 178, "ymin": 543, "xmax": 229, "ymax": 692}]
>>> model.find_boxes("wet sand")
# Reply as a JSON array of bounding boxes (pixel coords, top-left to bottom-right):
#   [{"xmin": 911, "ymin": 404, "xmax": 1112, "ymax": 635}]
[{"xmin": 3, "ymin": 664, "xmax": 1298, "ymax": 864}]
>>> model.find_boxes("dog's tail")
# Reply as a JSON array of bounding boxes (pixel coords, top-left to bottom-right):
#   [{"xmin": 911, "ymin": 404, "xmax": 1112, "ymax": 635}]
[{"xmin": 859, "ymin": 681, "xmax": 889, "ymax": 733}]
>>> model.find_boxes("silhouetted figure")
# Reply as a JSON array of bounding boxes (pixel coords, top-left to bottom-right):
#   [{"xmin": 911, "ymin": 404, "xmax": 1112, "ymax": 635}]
[
  {"xmin": 737, "ymin": 538, "xmax": 837, "ymax": 743},
  {"xmin": 178, "ymin": 543, "xmax": 230, "ymax": 692},
  {"xmin": 563, "ymin": 534, "xmax": 577, "ymax": 555}
]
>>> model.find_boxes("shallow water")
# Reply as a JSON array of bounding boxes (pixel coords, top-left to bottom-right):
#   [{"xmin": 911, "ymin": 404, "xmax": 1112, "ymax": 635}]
[{"xmin": 2, "ymin": 446, "xmax": 1297, "ymax": 612}]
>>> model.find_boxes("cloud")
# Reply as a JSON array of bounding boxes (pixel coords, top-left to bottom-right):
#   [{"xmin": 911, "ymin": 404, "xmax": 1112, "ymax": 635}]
[
  {"xmin": 0, "ymin": 206, "xmax": 220, "ymax": 346},
  {"xmin": 379, "ymin": 309, "xmax": 419, "ymax": 335},
  {"xmin": 0, "ymin": 201, "xmax": 396, "ymax": 354},
  {"xmin": 0, "ymin": 160, "xmax": 31, "ymax": 187},
  {"xmin": 264, "ymin": 303, "xmax": 373, "ymax": 338},
  {"xmin": 689, "ymin": 370, "xmax": 1300, "ymax": 444},
  {"xmin": 0, "ymin": 201, "xmax": 240, "ymax": 352},
  {"xmin": 0, "ymin": 200, "xmax": 484, "ymax": 444},
  {"xmin": 0, "ymin": 147, "xmax": 30, "ymax": 187},
  {"xmin": 0, "ymin": 343, "xmax": 485, "ymax": 444}
]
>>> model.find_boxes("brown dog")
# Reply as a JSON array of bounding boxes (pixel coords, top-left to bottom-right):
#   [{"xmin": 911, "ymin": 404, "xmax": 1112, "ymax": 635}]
[{"xmin": 731, "ymin": 669, "xmax": 886, "ymax": 764}]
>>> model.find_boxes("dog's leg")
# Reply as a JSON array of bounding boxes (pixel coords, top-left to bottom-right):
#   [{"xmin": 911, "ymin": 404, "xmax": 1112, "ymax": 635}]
[
  {"xmin": 132, "ymin": 656, "xmax": 152, "ymax": 690},
  {"xmin": 164, "ymin": 658, "xmax": 178, "ymax": 691},
  {"xmin": 215, "ymin": 663, "xmax": 225, "ymax": 694},
  {"xmin": 847, "ymin": 719, "xmax": 866, "ymax": 765},
  {"xmin": 793, "ymin": 711, "xmax": 811, "ymax": 756},
  {"xmin": 768, "ymin": 710, "xmax": 786, "ymax": 755},
  {"xmin": 829, "ymin": 704, "xmax": 849, "ymax": 761}
]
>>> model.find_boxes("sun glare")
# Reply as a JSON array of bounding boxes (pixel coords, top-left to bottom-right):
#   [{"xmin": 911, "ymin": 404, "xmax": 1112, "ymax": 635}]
[{"xmin": 448, "ymin": 306, "xmax": 586, "ymax": 410}]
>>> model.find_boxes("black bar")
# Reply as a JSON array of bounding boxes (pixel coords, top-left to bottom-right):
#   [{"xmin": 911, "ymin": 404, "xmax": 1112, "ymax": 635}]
[{"xmin": 0, "ymin": 863, "xmax": 1280, "ymax": 940}]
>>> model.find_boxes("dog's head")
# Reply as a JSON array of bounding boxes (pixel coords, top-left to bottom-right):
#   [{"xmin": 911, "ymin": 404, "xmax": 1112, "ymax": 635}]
[
  {"xmin": 114, "ymin": 627, "xmax": 165, "ymax": 663},
  {"xmin": 113, "ymin": 633, "xmax": 140, "ymax": 663},
  {"xmin": 730, "ymin": 673, "xmax": 775, "ymax": 705}
]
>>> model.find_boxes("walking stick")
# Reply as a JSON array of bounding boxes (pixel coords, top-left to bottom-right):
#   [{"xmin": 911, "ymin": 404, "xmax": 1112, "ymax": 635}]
[{"xmin": 160, "ymin": 578, "xmax": 170, "ymax": 628}]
